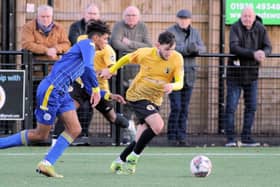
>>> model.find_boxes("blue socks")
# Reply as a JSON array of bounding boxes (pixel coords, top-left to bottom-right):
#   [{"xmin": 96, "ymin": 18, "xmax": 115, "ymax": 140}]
[
  {"xmin": 44, "ymin": 131, "xmax": 73, "ymax": 165},
  {"xmin": 0, "ymin": 130, "xmax": 28, "ymax": 149},
  {"xmin": 0, "ymin": 129, "xmax": 74, "ymax": 166}
]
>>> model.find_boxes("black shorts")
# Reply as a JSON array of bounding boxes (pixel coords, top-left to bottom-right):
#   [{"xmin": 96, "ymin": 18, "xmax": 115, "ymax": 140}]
[
  {"xmin": 70, "ymin": 82, "xmax": 113, "ymax": 114},
  {"xmin": 70, "ymin": 82, "xmax": 90, "ymax": 105},
  {"xmin": 95, "ymin": 98, "xmax": 114, "ymax": 114},
  {"xmin": 128, "ymin": 100, "xmax": 160, "ymax": 124}
]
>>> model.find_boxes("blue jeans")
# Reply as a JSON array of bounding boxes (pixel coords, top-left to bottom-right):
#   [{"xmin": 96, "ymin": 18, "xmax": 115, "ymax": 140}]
[
  {"xmin": 225, "ymin": 80, "xmax": 258, "ymax": 141},
  {"xmin": 167, "ymin": 86, "xmax": 193, "ymax": 141}
]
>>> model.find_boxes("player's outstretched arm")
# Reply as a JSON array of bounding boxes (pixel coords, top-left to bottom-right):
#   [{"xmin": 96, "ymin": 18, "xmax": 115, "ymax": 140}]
[
  {"xmin": 103, "ymin": 91, "xmax": 126, "ymax": 104},
  {"xmin": 99, "ymin": 68, "xmax": 112, "ymax": 79},
  {"xmin": 110, "ymin": 93, "xmax": 126, "ymax": 104},
  {"xmin": 100, "ymin": 54, "xmax": 131, "ymax": 79},
  {"xmin": 109, "ymin": 93, "xmax": 127, "ymax": 104}
]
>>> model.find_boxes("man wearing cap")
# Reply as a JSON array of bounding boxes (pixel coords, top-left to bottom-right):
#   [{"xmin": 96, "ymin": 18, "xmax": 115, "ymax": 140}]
[{"xmin": 166, "ymin": 9, "xmax": 206, "ymax": 146}]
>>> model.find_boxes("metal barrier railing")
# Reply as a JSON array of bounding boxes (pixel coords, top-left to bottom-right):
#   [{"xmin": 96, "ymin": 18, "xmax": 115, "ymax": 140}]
[{"xmin": 1, "ymin": 51, "xmax": 280, "ymax": 146}]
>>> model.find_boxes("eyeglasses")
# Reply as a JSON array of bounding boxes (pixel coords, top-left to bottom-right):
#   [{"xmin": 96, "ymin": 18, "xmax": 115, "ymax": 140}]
[
  {"xmin": 125, "ymin": 14, "xmax": 138, "ymax": 17},
  {"xmin": 88, "ymin": 12, "xmax": 99, "ymax": 15}
]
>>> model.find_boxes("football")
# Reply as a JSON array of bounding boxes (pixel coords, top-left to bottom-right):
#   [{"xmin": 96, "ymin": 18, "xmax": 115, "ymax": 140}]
[{"xmin": 190, "ymin": 155, "xmax": 212, "ymax": 177}]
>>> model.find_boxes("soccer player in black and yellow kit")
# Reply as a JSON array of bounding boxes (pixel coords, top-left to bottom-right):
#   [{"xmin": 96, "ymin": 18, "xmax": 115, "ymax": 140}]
[
  {"xmin": 73, "ymin": 40, "xmax": 130, "ymax": 129},
  {"xmin": 100, "ymin": 31, "xmax": 184, "ymax": 174},
  {"xmin": 53, "ymin": 35, "xmax": 130, "ymax": 140}
]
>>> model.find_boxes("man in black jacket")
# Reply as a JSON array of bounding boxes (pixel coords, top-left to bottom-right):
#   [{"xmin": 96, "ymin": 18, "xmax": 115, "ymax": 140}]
[
  {"xmin": 68, "ymin": 3, "xmax": 100, "ymax": 45},
  {"xmin": 225, "ymin": 6, "xmax": 272, "ymax": 147}
]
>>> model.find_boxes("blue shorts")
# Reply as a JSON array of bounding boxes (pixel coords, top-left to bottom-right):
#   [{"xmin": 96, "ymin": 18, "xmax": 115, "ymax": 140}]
[{"xmin": 35, "ymin": 79, "xmax": 75, "ymax": 125}]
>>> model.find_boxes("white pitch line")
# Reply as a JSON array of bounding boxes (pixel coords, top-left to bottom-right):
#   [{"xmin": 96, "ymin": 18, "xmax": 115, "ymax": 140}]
[{"xmin": 0, "ymin": 152, "xmax": 280, "ymax": 156}]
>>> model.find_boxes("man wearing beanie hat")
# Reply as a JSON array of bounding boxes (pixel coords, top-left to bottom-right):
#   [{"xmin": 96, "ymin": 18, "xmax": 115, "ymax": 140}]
[{"xmin": 166, "ymin": 9, "xmax": 206, "ymax": 146}]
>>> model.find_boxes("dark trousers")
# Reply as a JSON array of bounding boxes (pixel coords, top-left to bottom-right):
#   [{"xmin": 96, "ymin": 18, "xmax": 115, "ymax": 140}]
[
  {"xmin": 225, "ymin": 80, "xmax": 258, "ymax": 141},
  {"xmin": 167, "ymin": 85, "xmax": 193, "ymax": 141}
]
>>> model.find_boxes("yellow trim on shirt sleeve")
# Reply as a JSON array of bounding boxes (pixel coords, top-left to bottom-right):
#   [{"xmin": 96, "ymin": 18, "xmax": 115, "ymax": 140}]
[
  {"xmin": 109, "ymin": 54, "xmax": 131, "ymax": 74},
  {"xmin": 104, "ymin": 92, "xmax": 112, "ymax": 101},
  {"xmin": 171, "ymin": 70, "xmax": 184, "ymax": 91},
  {"xmin": 92, "ymin": 87, "xmax": 100, "ymax": 93}
]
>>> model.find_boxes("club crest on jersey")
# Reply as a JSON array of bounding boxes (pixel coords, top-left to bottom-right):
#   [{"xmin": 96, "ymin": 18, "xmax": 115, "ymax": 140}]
[
  {"xmin": 110, "ymin": 55, "xmax": 116, "ymax": 62},
  {"xmin": 43, "ymin": 113, "xmax": 52, "ymax": 121},
  {"xmin": 165, "ymin": 67, "xmax": 170, "ymax": 74},
  {"xmin": 146, "ymin": 104, "xmax": 155, "ymax": 111}
]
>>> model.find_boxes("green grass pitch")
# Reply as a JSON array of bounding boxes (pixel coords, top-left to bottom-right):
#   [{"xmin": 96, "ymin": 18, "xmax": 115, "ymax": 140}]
[{"xmin": 0, "ymin": 146, "xmax": 279, "ymax": 187}]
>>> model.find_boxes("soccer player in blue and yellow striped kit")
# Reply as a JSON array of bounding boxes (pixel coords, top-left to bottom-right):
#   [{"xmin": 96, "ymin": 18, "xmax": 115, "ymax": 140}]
[{"xmin": 0, "ymin": 20, "xmax": 111, "ymax": 178}]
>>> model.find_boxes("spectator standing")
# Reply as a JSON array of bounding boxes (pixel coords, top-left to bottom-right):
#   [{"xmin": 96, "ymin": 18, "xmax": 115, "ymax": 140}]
[
  {"xmin": 225, "ymin": 6, "xmax": 272, "ymax": 147},
  {"xmin": 21, "ymin": 4, "xmax": 70, "ymax": 61},
  {"xmin": 110, "ymin": 6, "xmax": 152, "ymax": 144},
  {"xmin": 21, "ymin": 4, "xmax": 71, "ymax": 130},
  {"xmin": 110, "ymin": 5, "xmax": 152, "ymax": 57},
  {"xmin": 68, "ymin": 3, "xmax": 100, "ymax": 45},
  {"xmin": 166, "ymin": 9, "xmax": 206, "ymax": 145}
]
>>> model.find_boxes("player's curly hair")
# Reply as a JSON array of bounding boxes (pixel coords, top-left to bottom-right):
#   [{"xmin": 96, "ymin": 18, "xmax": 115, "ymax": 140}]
[
  {"xmin": 86, "ymin": 19, "xmax": 111, "ymax": 38},
  {"xmin": 158, "ymin": 31, "xmax": 176, "ymax": 47}
]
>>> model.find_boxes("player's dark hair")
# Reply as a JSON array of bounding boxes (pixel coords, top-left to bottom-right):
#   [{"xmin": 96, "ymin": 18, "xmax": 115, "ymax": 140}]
[
  {"xmin": 86, "ymin": 19, "xmax": 111, "ymax": 38},
  {"xmin": 158, "ymin": 31, "xmax": 176, "ymax": 47}
]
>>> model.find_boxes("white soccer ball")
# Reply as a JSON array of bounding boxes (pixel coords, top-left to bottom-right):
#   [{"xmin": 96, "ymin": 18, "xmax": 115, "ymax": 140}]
[{"xmin": 190, "ymin": 155, "xmax": 212, "ymax": 177}]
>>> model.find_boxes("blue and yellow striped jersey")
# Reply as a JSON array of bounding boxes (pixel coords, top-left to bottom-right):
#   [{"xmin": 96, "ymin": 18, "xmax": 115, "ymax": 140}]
[{"xmin": 46, "ymin": 39, "xmax": 99, "ymax": 95}]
